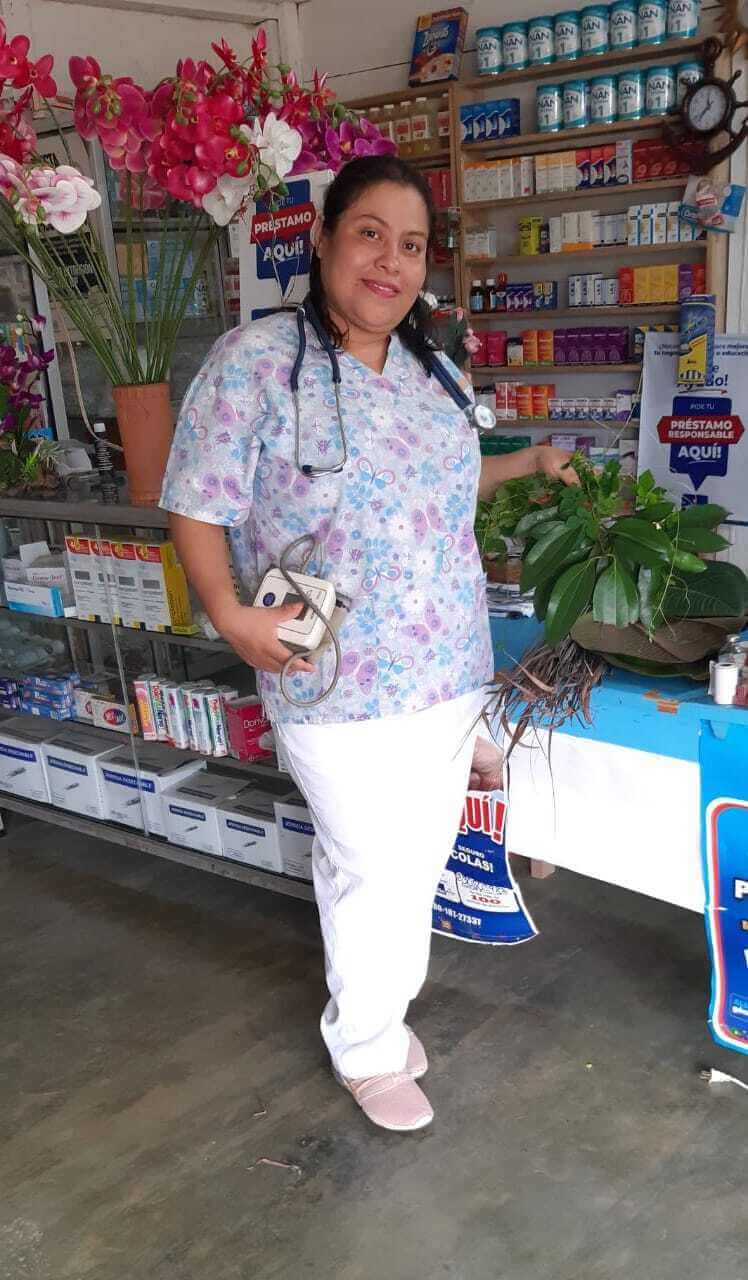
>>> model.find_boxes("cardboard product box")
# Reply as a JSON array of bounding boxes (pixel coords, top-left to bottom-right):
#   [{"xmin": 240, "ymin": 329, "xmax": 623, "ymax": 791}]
[
  {"xmin": 408, "ymin": 7, "xmax": 468, "ymax": 86},
  {"xmin": 521, "ymin": 330, "xmax": 539, "ymax": 365},
  {"xmin": 90, "ymin": 538, "xmax": 117, "ymax": 623},
  {"xmin": 547, "ymin": 155, "xmax": 564, "ymax": 193},
  {"xmin": 633, "ymin": 140, "xmax": 651, "ymax": 183},
  {"xmin": 498, "ymin": 158, "xmax": 513, "ymax": 201},
  {"xmin": 562, "ymin": 151, "xmax": 577, "ymax": 192},
  {"xmin": 627, "ymin": 205, "xmax": 641, "ymax": 247},
  {"xmin": 639, "ymin": 204, "xmax": 655, "ymax": 247},
  {"xmin": 647, "ymin": 143, "xmax": 666, "ymax": 183},
  {"xmin": 516, "ymin": 384, "xmax": 534, "ymax": 419},
  {"xmin": 662, "ymin": 264, "xmax": 679, "ymax": 303},
  {"xmin": 26, "ymin": 555, "xmax": 73, "ymax": 605},
  {"xmin": 578, "ymin": 209, "xmax": 596, "ymax": 250},
  {"xmin": 549, "ymin": 216, "xmax": 563, "ymax": 254},
  {"xmin": 98, "ymin": 742, "xmax": 206, "ymax": 835},
  {"xmin": 633, "ymin": 267, "xmax": 652, "ymax": 304},
  {"xmin": 5, "ymin": 581, "xmax": 75, "ymax": 619},
  {"xmin": 64, "ymin": 536, "xmax": 98, "ymax": 620},
  {"xmin": 91, "ymin": 693, "xmax": 139, "ymax": 736},
  {"xmin": 42, "ymin": 726, "xmax": 122, "ymax": 818},
  {"xmin": 519, "ymin": 155, "xmax": 534, "ymax": 197},
  {"xmin": 575, "ymin": 148, "xmax": 590, "ymax": 189},
  {"xmin": 562, "ymin": 210, "xmax": 580, "ymax": 251},
  {"xmin": 163, "ymin": 771, "xmax": 246, "ymax": 855},
  {"xmin": 615, "ymin": 140, "xmax": 633, "ymax": 185},
  {"xmin": 653, "ymin": 203, "xmax": 668, "ymax": 245},
  {"xmin": 274, "ymin": 796, "xmax": 315, "ymax": 881},
  {"xmin": 217, "ymin": 775, "xmax": 299, "ymax": 872},
  {"xmin": 589, "ymin": 147, "xmax": 605, "ymax": 187},
  {"xmin": 535, "ymin": 154, "xmax": 548, "ymax": 194},
  {"xmin": 0, "ymin": 715, "xmax": 67, "ymax": 802},
  {"xmin": 649, "ymin": 265, "xmax": 665, "ymax": 304},
  {"xmin": 135, "ymin": 542, "xmax": 196, "ymax": 635},
  {"xmin": 225, "ymin": 696, "xmax": 272, "ymax": 761},
  {"xmin": 111, "ymin": 539, "xmax": 142, "ymax": 628},
  {"xmin": 618, "ymin": 267, "xmax": 634, "ymax": 306}
]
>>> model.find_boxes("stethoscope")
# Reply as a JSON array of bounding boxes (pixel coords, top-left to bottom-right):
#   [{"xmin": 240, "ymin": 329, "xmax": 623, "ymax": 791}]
[{"xmin": 289, "ymin": 295, "xmax": 496, "ymax": 478}]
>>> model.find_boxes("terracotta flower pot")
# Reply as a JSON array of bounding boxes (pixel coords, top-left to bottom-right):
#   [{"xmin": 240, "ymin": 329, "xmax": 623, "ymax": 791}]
[{"xmin": 113, "ymin": 382, "xmax": 173, "ymax": 508}]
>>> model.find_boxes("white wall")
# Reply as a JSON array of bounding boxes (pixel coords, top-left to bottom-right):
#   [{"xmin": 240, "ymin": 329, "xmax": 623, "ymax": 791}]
[{"xmin": 6, "ymin": 0, "xmax": 291, "ymax": 92}]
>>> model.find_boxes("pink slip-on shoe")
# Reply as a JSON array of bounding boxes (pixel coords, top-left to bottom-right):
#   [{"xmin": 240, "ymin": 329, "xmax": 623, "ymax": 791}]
[
  {"xmin": 334, "ymin": 1069, "xmax": 434, "ymax": 1132},
  {"xmin": 406, "ymin": 1027, "xmax": 427, "ymax": 1080}
]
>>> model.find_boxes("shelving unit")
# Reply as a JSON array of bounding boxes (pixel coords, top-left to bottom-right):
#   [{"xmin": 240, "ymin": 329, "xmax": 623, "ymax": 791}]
[
  {"xmin": 469, "ymin": 305, "xmax": 680, "ymax": 322},
  {"xmin": 464, "ymin": 178, "xmax": 688, "ymax": 212},
  {"xmin": 458, "ymin": 34, "xmax": 705, "ymax": 93},
  {"xmin": 465, "ymin": 241, "xmax": 706, "ymax": 267},
  {"xmin": 471, "ymin": 362, "xmax": 642, "ymax": 375}
]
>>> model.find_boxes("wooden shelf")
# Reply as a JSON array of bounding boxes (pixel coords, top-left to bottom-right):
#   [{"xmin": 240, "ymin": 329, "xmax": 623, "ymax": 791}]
[
  {"xmin": 407, "ymin": 148, "xmax": 452, "ymax": 169},
  {"xmin": 466, "ymin": 241, "xmax": 706, "ymax": 266},
  {"xmin": 472, "ymin": 363, "xmax": 642, "ymax": 374},
  {"xmin": 464, "ymin": 178, "xmax": 687, "ymax": 212},
  {"xmin": 0, "ymin": 605, "xmax": 230, "ymax": 652},
  {"xmin": 347, "ymin": 83, "xmax": 451, "ymax": 110},
  {"xmin": 489, "ymin": 418, "xmax": 640, "ymax": 431},
  {"xmin": 469, "ymin": 304, "xmax": 680, "ymax": 322},
  {"xmin": 459, "ymin": 35, "xmax": 705, "ymax": 93},
  {"xmin": 463, "ymin": 115, "xmax": 669, "ymax": 160},
  {"xmin": 0, "ymin": 495, "xmax": 169, "ymax": 527}
]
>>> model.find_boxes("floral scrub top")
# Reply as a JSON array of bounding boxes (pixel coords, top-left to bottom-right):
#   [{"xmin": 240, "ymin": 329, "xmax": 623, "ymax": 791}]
[{"xmin": 160, "ymin": 310, "xmax": 493, "ymax": 725}]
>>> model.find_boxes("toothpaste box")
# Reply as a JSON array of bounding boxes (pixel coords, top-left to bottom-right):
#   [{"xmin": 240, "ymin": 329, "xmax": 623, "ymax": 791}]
[
  {"xmin": 0, "ymin": 715, "xmax": 66, "ymax": 802},
  {"xmin": 274, "ymin": 797, "xmax": 315, "ymax": 881},
  {"xmin": 42, "ymin": 725, "xmax": 122, "ymax": 818},
  {"xmin": 91, "ymin": 693, "xmax": 139, "ymax": 736},
  {"xmin": 98, "ymin": 742, "xmax": 206, "ymax": 835},
  {"xmin": 217, "ymin": 775, "xmax": 298, "ymax": 872},
  {"xmin": 163, "ymin": 772, "xmax": 246, "ymax": 856}
]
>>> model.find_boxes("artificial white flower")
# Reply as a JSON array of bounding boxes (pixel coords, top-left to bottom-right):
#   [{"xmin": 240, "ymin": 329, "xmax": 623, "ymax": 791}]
[
  {"xmin": 421, "ymin": 290, "xmax": 438, "ymax": 310},
  {"xmin": 240, "ymin": 112, "xmax": 302, "ymax": 182},
  {"xmin": 202, "ymin": 173, "xmax": 253, "ymax": 227}
]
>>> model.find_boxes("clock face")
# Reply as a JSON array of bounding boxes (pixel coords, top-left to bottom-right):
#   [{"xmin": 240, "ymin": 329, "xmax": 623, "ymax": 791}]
[{"xmin": 686, "ymin": 83, "xmax": 730, "ymax": 135}]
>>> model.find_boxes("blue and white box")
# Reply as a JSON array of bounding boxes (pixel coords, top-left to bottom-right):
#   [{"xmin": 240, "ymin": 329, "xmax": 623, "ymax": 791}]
[
  {"xmin": 0, "ymin": 716, "xmax": 65, "ymax": 803},
  {"xmin": 274, "ymin": 797, "xmax": 315, "ymax": 881},
  {"xmin": 163, "ymin": 772, "xmax": 245, "ymax": 856},
  {"xmin": 42, "ymin": 726, "xmax": 121, "ymax": 818},
  {"xmin": 98, "ymin": 743, "xmax": 206, "ymax": 835},
  {"xmin": 218, "ymin": 777, "xmax": 298, "ymax": 872}
]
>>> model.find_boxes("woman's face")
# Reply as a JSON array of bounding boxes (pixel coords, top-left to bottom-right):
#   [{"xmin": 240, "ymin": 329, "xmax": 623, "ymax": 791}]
[{"xmin": 316, "ymin": 181, "xmax": 430, "ymax": 339}]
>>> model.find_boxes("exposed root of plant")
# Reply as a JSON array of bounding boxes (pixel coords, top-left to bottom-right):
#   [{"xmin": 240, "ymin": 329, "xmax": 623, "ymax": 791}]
[{"xmin": 487, "ymin": 638, "xmax": 608, "ymax": 756}]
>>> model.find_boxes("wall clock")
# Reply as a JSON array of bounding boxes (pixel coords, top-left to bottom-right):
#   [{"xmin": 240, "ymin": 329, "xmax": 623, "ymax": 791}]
[{"xmin": 663, "ymin": 37, "xmax": 748, "ymax": 174}]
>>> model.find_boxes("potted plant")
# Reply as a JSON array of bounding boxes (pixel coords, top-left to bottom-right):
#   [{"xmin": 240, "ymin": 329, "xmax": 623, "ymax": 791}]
[
  {"xmin": 484, "ymin": 455, "xmax": 748, "ymax": 748},
  {"xmin": 0, "ymin": 23, "xmax": 394, "ymax": 504},
  {"xmin": 0, "ymin": 315, "xmax": 60, "ymax": 495}
]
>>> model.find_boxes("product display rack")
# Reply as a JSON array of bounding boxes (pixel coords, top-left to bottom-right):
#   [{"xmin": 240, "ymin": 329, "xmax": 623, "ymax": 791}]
[
  {"xmin": 458, "ymin": 34, "xmax": 705, "ymax": 93},
  {"xmin": 0, "ymin": 497, "xmax": 317, "ymax": 904}
]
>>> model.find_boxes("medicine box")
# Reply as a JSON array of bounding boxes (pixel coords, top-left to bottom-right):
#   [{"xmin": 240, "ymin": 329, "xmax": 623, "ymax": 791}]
[
  {"xmin": 217, "ymin": 775, "xmax": 298, "ymax": 872},
  {"xmin": 0, "ymin": 716, "xmax": 65, "ymax": 802},
  {"xmin": 5, "ymin": 581, "xmax": 75, "ymax": 618},
  {"xmin": 136, "ymin": 542, "xmax": 197, "ymax": 635},
  {"xmin": 111, "ymin": 540, "xmax": 142, "ymax": 627},
  {"xmin": 98, "ymin": 743, "xmax": 206, "ymax": 835},
  {"xmin": 163, "ymin": 771, "xmax": 245, "ymax": 855},
  {"xmin": 64, "ymin": 536, "xmax": 98, "ymax": 620},
  {"xmin": 274, "ymin": 797, "xmax": 315, "ymax": 881},
  {"xmin": 42, "ymin": 726, "xmax": 122, "ymax": 818},
  {"xmin": 91, "ymin": 538, "xmax": 117, "ymax": 623},
  {"xmin": 91, "ymin": 693, "xmax": 139, "ymax": 735}
]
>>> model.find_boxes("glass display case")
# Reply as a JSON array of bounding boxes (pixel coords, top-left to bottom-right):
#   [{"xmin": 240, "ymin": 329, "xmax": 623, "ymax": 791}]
[{"xmin": 0, "ymin": 497, "xmax": 314, "ymax": 901}]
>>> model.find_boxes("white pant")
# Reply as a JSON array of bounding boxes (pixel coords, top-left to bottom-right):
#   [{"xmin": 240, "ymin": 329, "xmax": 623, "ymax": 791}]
[{"xmin": 275, "ymin": 689, "xmax": 485, "ymax": 1079}]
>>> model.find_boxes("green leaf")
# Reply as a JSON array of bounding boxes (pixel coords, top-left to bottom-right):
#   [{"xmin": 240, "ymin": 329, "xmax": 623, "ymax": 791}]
[
  {"xmin": 637, "ymin": 469, "xmax": 656, "ymax": 498},
  {"xmin": 661, "ymin": 559, "xmax": 748, "ymax": 619},
  {"xmin": 533, "ymin": 576, "xmax": 554, "ymax": 621},
  {"xmin": 520, "ymin": 526, "xmax": 579, "ymax": 592},
  {"xmin": 641, "ymin": 501, "xmax": 676, "ymax": 523},
  {"xmin": 482, "ymin": 530, "xmax": 507, "ymax": 556},
  {"xmin": 514, "ymin": 504, "xmax": 559, "ymax": 538},
  {"xmin": 673, "ymin": 528, "xmax": 730, "ymax": 554},
  {"xmin": 674, "ymin": 503, "xmax": 729, "ymax": 528},
  {"xmin": 544, "ymin": 559, "xmax": 598, "ymax": 647},
  {"xmin": 524, "ymin": 519, "xmax": 566, "ymax": 545},
  {"xmin": 592, "ymin": 558, "xmax": 640, "ymax": 627},
  {"xmin": 672, "ymin": 549, "xmax": 707, "ymax": 574},
  {"xmin": 638, "ymin": 566, "xmax": 664, "ymax": 630},
  {"xmin": 612, "ymin": 517, "xmax": 674, "ymax": 567}
]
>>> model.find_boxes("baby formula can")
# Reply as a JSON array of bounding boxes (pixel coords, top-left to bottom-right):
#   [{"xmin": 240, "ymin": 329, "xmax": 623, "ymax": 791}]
[
  {"xmin": 563, "ymin": 79, "xmax": 589, "ymax": 128},
  {"xmin": 476, "ymin": 27, "xmax": 503, "ymax": 75},
  {"xmin": 646, "ymin": 64, "xmax": 676, "ymax": 114},
  {"xmin": 537, "ymin": 83, "xmax": 563, "ymax": 132},
  {"xmin": 528, "ymin": 16, "xmax": 555, "ymax": 64},
  {"xmin": 609, "ymin": 0, "xmax": 638, "ymax": 47},
  {"xmin": 667, "ymin": 0, "xmax": 700, "ymax": 37},
  {"xmin": 590, "ymin": 75, "xmax": 617, "ymax": 123},
  {"xmin": 617, "ymin": 69, "xmax": 644, "ymax": 118},
  {"xmin": 502, "ymin": 21, "xmax": 529, "ymax": 69},
  {"xmin": 581, "ymin": 4, "xmax": 610, "ymax": 53},
  {"xmin": 554, "ymin": 11, "xmax": 581, "ymax": 60},
  {"xmin": 638, "ymin": 0, "xmax": 668, "ymax": 44},
  {"xmin": 677, "ymin": 61, "xmax": 704, "ymax": 104}
]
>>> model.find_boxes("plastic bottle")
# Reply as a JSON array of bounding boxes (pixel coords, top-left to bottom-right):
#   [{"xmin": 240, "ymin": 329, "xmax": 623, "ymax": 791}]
[
  {"xmin": 411, "ymin": 97, "xmax": 432, "ymax": 156},
  {"xmin": 381, "ymin": 104, "xmax": 396, "ymax": 143},
  {"xmin": 394, "ymin": 101, "xmax": 413, "ymax": 157},
  {"xmin": 470, "ymin": 279, "xmax": 485, "ymax": 313},
  {"xmin": 486, "ymin": 277, "xmax": 498, "ymax": 311},
  {"xmin": 436, "ymin": 95, "xmax": 451, "ymax": 149},
  {"xmin": 93, "ymin": 420, "xmax": 119, "ymax": 505}
]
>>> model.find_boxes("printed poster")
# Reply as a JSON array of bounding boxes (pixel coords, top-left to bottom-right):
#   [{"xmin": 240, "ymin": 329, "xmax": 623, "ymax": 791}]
[
  {"xmin": 638, "ymin": 332, "xmax": 748, "ymax": 525},
  {"xmin": 700, "ymin": 721, "xmax": 748, "ymax": 1055}
]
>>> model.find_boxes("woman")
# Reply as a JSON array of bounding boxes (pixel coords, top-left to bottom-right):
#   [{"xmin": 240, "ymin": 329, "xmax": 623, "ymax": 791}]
[{"xmin": 161, "ymin": 156, "xmax": 574, "ymax": 1133}]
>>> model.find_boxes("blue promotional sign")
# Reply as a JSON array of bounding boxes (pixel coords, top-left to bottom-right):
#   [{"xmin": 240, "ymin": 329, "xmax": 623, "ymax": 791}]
[
  {"xmin": 638, "ymin": 334, "xmax": 748, "ymax": 523},
  {"xmin": 433, "ymin": 790, "xmax": 538, "ymax": 945},
  {"xmin": 700, "ymin": 721, "xmax": 748, "ymax": 1054},
  {"xmin": 251, "ymin": 178, "xmax": 315, "ymax": 296}
]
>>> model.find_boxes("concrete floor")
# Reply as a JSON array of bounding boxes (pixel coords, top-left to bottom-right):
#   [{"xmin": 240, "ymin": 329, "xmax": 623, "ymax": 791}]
[{"xmin": 2, "ymin": 816, "xmax": 748, "ymax": 1280}]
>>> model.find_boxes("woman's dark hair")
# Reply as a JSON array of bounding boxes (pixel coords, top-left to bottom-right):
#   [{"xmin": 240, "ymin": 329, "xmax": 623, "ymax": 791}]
[{"xmin": 308, "ymin": 155, "xmax": 439, "ymax": 366}]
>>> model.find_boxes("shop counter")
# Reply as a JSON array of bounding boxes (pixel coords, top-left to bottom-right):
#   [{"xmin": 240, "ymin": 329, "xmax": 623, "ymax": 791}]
[{"xmin": 490, "ymin": 618, "xmax": 747, "ymax": 914}]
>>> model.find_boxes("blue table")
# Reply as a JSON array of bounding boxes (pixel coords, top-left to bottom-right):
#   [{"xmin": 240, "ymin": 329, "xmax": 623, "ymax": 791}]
[{"xmin": 489, "ymin": 616, "xmax": 747, "ymax": 912}]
